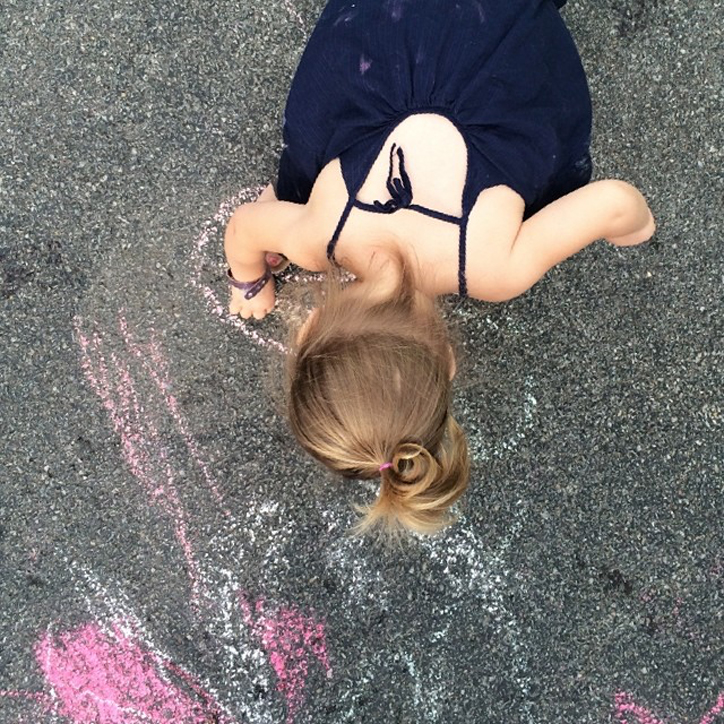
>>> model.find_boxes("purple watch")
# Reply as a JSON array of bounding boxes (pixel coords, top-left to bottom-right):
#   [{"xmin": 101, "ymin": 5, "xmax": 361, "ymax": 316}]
[{"xmin": 227, "ymin": 267, "xmax": 273, "ymax": 300}]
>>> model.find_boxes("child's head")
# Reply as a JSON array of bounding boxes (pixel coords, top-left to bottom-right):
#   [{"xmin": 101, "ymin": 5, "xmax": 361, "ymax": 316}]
[{"xmin": 286, "ymin": 257, "xmax": 470, "ymax": 538}]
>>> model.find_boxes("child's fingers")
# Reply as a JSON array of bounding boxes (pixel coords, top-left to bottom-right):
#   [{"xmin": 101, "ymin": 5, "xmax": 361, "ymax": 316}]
[{"xmin": 229, "ymin": 282, "xmax": 275, "ymax": 320}]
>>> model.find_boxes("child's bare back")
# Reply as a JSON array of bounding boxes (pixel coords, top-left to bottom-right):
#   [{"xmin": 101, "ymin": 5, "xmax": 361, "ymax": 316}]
[{"xmin": 225, "ymin": 111, "xmax": 654, "ymax": 319}]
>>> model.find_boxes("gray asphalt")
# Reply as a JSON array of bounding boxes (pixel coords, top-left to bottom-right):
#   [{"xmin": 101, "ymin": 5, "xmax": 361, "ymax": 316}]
[{"xmin": 1, "ymin": 1, "xmax": 723, "ymax": 723}]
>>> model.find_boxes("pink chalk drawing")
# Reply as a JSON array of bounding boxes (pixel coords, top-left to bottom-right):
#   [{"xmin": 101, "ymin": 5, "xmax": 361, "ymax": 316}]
[
  {"xmin": 47, "ymin": 311, "xmax": 333, "ymax": 722},
  {"xmin": 75, "ymin": 313, "xmax": 222, "ymax": 604},
  {"xmin": 2, "ymin": 619, "xmax": 233, "ymax": 724},
  {"xmin": 117, "ymin": 314, "xmax": 227, "ymax": 511},
  {"xmin": 239, "ymin": 592, "xmax": 332, "ymax": 724},
  {"xmin": 614, "ymin": 691, "xmax": 724, "ymax": 724},
  {"xmin": 0, "ymin": 592, "xmax": 333, "ymax": 724}
]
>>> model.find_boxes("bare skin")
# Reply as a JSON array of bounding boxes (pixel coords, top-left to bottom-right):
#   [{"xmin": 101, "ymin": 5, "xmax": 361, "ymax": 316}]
[{"xmin": 225, "ymin": 114, "xmax": 656, "ymax": 319}]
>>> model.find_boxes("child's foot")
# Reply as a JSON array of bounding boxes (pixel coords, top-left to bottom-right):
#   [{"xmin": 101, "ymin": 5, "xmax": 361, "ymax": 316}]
[{"xmin": 265, "ymin": 253, "xmax": 290, "ymax": 274}]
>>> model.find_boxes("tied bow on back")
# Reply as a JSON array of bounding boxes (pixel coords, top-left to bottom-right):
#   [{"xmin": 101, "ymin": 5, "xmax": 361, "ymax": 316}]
[{"xmin": 373, "ymin": 143, "xmax": 413, "ymax": 212}]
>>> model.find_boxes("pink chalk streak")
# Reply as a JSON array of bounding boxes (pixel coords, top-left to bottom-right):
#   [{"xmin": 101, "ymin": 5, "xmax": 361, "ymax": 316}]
[
  {"xmin": 35, "ymin": 620, "xmax": 228, "ymax": 724},
  {"xmin": 700, "ymin": 692, "xmax": 724, "ymax": 724},
  {"xmin": 76, "ymin": 320, "xmax": 208, "ymax": 604},
  {"xmin": 118, "ymin": 314, "xmax": 228, "ymax": 512},
  {"xmin": 282, "ymin": 0, "xmax": 305, "ymax": 29},
  {"xmin": 0, "ymin": 689, "xmax": 54, "ymax": 724},
  {"xmin": 614, "ymin": 692, "xmax": 666, "ymax": 724},
  {"xmin": 615, "ymin": 691, "xmax": 724, "ymax": 724},
  {"xmin": 239, "ymin": 592, "xmax": 331, "ymax": 724}
]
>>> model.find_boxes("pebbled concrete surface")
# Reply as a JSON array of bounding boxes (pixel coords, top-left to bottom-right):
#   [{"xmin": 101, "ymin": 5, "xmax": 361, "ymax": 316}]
[{"xmin": 1, "ymin": 1, "xmax": 722, "ymax": 722}]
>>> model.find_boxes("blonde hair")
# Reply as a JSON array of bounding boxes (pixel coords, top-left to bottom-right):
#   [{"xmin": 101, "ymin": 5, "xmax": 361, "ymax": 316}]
[{"xmin": 286, "ymin": 258, "xmax": 470, "ymax": 538}]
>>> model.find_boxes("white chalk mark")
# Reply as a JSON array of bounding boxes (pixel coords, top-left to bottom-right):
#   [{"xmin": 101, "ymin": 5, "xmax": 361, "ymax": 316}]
[
  {"xmin": 400, "ymin": 651, "xmax": 446, "ymax": 724},
  {"xmin": 282, "ymin": 0, "xmax": 306, "ymax": 30},
  {"xmin": 466, "ymin": 377, "xmax": 538, "ymax": 463},
  {"xmin": 324, "ymin": 506, "xmax": 536, "ymax": 724}
]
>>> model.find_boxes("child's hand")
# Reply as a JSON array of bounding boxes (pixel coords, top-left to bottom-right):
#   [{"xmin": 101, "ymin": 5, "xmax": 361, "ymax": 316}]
[{"xmin": 229, "ymin": 278, "xmax": 276, "ymax": 320}]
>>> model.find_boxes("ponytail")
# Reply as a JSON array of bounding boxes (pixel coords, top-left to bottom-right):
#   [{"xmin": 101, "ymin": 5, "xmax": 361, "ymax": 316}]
[{"xmin": 352, "ymin": 415, "xmax": 470, "ymax": 537}]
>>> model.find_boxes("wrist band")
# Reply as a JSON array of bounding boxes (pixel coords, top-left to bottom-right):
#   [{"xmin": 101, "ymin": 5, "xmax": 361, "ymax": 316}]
[{"xmin": 227, "ymin": 267, "xmax": 272, "ymax": 300}]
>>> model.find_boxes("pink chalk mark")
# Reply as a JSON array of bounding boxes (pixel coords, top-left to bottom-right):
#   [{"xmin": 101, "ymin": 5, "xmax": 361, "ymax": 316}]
[
  {"xmin": 0, "ymin": 689, "xmax": 52, "ymax": 705},
  {"xmin": 700, "ymin": 694, "xmax": 724, "ymax": 724},
  {"xmin": 615, "ymin": 692, "xmax": 667, "ymax": 724},
  {"xmin": 76, "ymin": 320, "xmax": 208, "ymax": 604},
  {"xmin": 118, "ymin": 313, "xmax": 228, "ymax": 513},
  {"xmin": 0, "ymin": 688, "xmax": 54, "ymax": 724},
  {"xmin": 615, "ymin": 691, "xmax": 724, "ymax": 724},
  {"xmin": 239, "ymin": 592, "xmax": 331, "ymax": 724},
  {"xmin": 34, "ymin": 620, "xmax": 230, "ymax": 724}
]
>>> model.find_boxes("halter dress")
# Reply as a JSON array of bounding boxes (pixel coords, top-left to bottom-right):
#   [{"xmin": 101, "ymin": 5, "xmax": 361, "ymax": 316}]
[{"xmin": 275, "ymin": 0, "xmax": 593, "ymax": 296}]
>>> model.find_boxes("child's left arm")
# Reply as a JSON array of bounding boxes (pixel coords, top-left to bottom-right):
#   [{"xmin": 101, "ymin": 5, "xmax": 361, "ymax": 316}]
[
  {"xmin": 224, "ymin": 195, "xmax": 307, "ymax": 319},
  {"xmin": 472, "ymin": 180, "xmax": 655, "ymax": 301}
]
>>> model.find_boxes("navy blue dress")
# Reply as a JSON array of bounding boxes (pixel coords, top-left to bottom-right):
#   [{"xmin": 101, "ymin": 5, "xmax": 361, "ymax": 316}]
[{"xmin": 276, "ymin": 0, "xmax": 592, "ymax": 295}]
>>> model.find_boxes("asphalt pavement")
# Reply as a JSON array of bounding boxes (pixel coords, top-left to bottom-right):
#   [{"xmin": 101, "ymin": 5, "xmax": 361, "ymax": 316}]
[{"xmin": 1, "ymin": 1, "xmax": 723, "ymax": 723}]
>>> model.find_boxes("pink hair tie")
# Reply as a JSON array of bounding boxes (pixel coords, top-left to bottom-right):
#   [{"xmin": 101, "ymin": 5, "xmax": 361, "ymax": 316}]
[{"xmin": 379, "ymin": 462, "xmax": 393, "ymax": 472}]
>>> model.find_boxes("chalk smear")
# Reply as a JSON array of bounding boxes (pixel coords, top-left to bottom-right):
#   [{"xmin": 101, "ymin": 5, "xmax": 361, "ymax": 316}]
[
  {"xmin": 35, "ymin": 619, "xmax": 229, "ymax": 724},
  {"xmin": 322, "ymin": 506, "xmax": 535, "ymax": 724},
  {"xmin": 76, "ymin": 316, "xmax": 216, "ymax": 605},
  {"xmin": 615, "ymin": 690, "xmax": 724, "ymax": 724},
  {"xmin": 239, "ymin": 591, "xmax": 332, "ymax": 724}
]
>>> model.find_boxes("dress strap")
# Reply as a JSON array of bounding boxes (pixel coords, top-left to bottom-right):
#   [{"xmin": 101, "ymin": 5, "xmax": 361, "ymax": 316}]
[
  {"xmin": 326, "ymin": 196, "xmax": 355, "ymax": 260},
  {"xmin": 326, "ymin": 143, "xmax": 469, "ymax": 296},
  {"xmin": 327, "ymin": 143, "xmax": 412, "ymax": 259},
  {"xmin": 375, "ymin": 144, "xmax": 413, "ymax": 212},
  {"xmin": 458, "ymin": 216, "xmax": 468, "ymax": 298},
  {"xmin": 354, "ymin": 198, "xmax": 461, "ymax": 225},
  {"xmin": 354, "ymin": 144, "xmax": 462, "ymax": 223}
]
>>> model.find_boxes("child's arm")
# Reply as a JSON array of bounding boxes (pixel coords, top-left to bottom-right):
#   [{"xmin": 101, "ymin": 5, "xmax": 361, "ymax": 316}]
[
  {"xmin": 224, "ymin": 195, "xmax": 306, "ymax": 319},
  {"xmin": 470, "ymin": 180, "xmax": 655, "ymax": 301}
]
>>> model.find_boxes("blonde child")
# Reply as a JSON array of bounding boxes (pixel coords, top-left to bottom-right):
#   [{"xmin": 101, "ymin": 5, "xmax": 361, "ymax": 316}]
[{"xmin": 224, "ymin": 0, "xmax": 655, "ymax": 536}]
